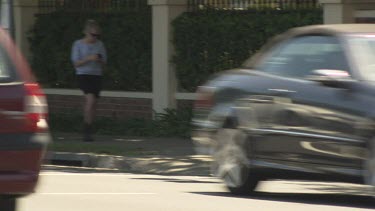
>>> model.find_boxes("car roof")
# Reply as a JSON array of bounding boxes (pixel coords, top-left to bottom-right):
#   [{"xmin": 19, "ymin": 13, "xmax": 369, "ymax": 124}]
[
  {"xmin": 243, "ymin": 24, "xmax": 375, "ymax": 68},
  {"xmin": 287, "ymin": 24, "xmax": 375, "ymax": 36}
]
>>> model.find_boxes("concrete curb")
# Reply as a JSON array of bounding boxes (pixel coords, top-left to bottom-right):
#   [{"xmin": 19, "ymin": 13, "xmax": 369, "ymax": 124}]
[
  {"xmin": 46, "ymin": 152, "xmax": 132, "ymax": 169},
  {"xmin": 45, "ymin": 151, "xmax": 212, "ymax": 176}
]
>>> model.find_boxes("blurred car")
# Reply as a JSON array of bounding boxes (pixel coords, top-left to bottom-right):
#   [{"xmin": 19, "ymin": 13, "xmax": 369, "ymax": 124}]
[
  {"xmin": 0, "ymin": 27, "xmax": 50, "ymax": 210},
  {"xmin": 192, "ymin": 24, "xmax": 375, "ymax": 196}
]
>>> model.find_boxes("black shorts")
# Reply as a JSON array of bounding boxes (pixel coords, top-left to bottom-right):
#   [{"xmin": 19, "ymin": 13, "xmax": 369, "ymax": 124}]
[{"xmin": 77, "ymin": 74, "xmax": 102, "ymax": 98}]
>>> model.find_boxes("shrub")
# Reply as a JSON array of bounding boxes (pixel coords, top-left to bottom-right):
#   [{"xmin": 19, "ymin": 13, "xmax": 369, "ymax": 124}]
[
  {"xmin": 172, "ymin": 9, "xmax": 323, "ymax": 92},
  {"xmin": 28, "ymin": 10, "xmax": 152, "ymax": 91},
  {"xmin": 29, "ymin": 8, "xmax": 322, "ymax": 92}
]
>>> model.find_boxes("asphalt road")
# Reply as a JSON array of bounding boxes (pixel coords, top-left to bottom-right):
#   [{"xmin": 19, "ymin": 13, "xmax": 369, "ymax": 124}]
[{"xmin": 18, "ymin": 167, "xmax": 374, "ymax": 211}]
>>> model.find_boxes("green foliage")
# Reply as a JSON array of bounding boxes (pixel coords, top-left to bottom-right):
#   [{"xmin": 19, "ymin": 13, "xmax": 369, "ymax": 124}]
[
  {"xmin": 172, "ymin": 9, "xmax": 323, "ymax": 92},
  {"xmin": 28, "ymin": 10, "xmax": 152, "ymax": 91},
  {"xmin": 29, "ymin": 8, "xmax": 322, "ymax": 92},
  {"xmin": 48, "ymin": 107, "xmax": 193, "ymax": 138},
  {"xmin": 153, "ymin": 108, "xmax": 193, "ymax": 137}
]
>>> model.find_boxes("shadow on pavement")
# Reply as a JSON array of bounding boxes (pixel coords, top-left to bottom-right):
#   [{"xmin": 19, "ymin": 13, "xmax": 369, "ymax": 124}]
[
  {"xmin": 130, "ymin": 177, "xmax": 220, "ymax": 184},
  {"xmin": 124, "ymin": 156, "xmax": 211, "ymax": 176},
  {"xmin": 190, "ymin": 189, "xmax": 374, "ymax": 209},
  {"xmin": 289, "ymin": 181, "xmax": 371, "ymax": 196},
  {"xmin": 191, "ymin": 182, "xmax": 375, "ymax": 209}
]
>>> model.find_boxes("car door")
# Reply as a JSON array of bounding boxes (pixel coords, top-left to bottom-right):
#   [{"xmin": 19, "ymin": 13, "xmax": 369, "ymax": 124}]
[{"xmin": 251, "ymin": 35, "xmax": 368, "ymax": 169}]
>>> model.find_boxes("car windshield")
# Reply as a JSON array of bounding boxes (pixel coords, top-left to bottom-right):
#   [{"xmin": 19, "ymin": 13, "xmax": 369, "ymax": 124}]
[
  {"xmin": 347, "ymin": 34, "xmax": 375, "ymax": 81},
  {"xmin": 246, "ymin": 35, "xmax": 350, "ymax": 78},
  {"xmin": 0, "ymin": 43, "xmax": 16, "ymax": 83}
]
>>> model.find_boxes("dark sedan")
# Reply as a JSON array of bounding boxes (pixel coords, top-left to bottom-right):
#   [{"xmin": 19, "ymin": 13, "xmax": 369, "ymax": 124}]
[{"xmin": 192, "ymin": 24, "xmax": 375, "ymax": 196}]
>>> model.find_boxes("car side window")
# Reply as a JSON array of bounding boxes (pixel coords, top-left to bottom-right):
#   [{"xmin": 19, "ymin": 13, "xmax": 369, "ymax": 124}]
[
  {"xmin": 255, "ymin": 35, "xmax": 350, "ymax": 78},
  {"xmin": 0, "ymin": 45, "xmax": 16, "ymax": 83}
]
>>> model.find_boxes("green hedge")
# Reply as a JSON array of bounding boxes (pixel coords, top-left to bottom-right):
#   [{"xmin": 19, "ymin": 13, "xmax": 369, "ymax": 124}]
[
  {"xmin": 28, "ymin": 10, "xmax": 152, "ymax": 91},
  {"xmin": 172, "ymin": 9, "xmax": 323, "ymax": 92},
  {"xmin": 29, "ymin": 9, "xmax": 322, "ymax": 92}
]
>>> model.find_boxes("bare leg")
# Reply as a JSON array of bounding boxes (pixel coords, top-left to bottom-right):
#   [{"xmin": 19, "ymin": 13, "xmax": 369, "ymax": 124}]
[
  {"xmin": 84, "ymin": 93, "xmax": 97, "ymax": 124},
  {"xmin": 83, "ymin": 94, "xmax": 97, "ymax": 141}
]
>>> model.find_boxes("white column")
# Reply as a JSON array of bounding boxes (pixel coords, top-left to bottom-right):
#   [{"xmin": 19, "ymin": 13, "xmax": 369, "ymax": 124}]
[
  {"xmin": 320, "ymin": 0, "xmax": 375, "ymax": 24},
  {"xmin": 319, "ymin": 0, "xmax": 354, "ymax": 24},
  {"xmin": 13, "ymin": 0, "xmax": 39, "ymax": 59},
  {"xmin": 0, "ymin": 0, "xmax": 12, "ymax": 35},
  {"xmin": 148, "ymin": 0, "xmax": 188, "ymax": 114}
]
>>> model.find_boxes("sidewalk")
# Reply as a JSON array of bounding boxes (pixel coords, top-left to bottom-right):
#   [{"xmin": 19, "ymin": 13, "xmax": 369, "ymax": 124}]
[{"xmin": 45, "ymin": 133, "xmax": 212, "ymax": 176}]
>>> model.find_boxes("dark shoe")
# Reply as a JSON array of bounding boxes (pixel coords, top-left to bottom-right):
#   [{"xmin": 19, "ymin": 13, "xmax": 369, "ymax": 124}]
[{"xmin": 83, "ymin": 136, "xmax": 94, "ymax": 142}]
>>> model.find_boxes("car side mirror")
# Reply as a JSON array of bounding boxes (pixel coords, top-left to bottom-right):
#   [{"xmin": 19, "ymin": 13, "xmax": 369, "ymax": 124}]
[{"xmin": 307, "ymin": 69, "xmax": 355, "ymax": 89}]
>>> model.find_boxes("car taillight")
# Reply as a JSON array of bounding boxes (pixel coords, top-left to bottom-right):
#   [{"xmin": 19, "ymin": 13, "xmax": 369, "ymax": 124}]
[
  {"xmin": 24, "ymin": 83, "xmax": 48, "ymax": 133},
  {"xmin": 194, "ymin": 86, "xmax": 215, "ymax": 109}
]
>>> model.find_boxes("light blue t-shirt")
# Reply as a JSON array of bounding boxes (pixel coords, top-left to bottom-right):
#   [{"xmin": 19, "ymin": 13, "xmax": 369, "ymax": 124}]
[{"xmin": 71, "ymin": 39, "xmax": 107, "ymax": 75}]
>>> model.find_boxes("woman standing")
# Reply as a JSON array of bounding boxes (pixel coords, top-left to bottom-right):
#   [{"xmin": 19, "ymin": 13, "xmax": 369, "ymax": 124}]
[{"xmin": 71, "ymin": 20, "xmax": 107, "ymax": 142}]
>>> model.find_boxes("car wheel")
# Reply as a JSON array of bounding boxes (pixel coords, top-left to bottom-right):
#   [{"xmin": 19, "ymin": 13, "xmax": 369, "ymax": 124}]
[
  {"xmin": 365, "ymin": 138, "xmax": 375, "ymax": 197},
  {"xmin": 212, "ymin": 125, "xmax": 259, "ymax": 195},
  {"xmin": 0, "ymin": 196, "xmax": 16, "ymax": 211}
]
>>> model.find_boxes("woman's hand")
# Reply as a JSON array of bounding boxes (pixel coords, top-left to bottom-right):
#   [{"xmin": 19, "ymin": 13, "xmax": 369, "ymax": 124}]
[
  {"xmin": 74, "ymin": 54, "xmax": 101, "ymax": 67},
  {"xmin": 86, "ymin": 54, "xmax": 100, "ymax": 62}
]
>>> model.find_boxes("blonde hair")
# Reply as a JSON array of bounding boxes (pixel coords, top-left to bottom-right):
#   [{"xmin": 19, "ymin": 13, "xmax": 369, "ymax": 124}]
[{"xmin": 84, "ymin": 19, "xmax": 101, "ymax": 33}]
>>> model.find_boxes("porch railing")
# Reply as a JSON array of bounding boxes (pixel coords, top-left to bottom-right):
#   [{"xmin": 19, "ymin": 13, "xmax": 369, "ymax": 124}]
[
  {"xmin": 187, "ymin": 0, "xmax": 320, "ymax": 11},
  {"xmin": 38, "ymin": 0, "xmax": 149, "ymax": 13}
]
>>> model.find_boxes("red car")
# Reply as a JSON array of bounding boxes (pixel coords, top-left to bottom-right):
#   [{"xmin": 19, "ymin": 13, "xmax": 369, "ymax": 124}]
[{"xmin": 0, "ymin": 27, "xmax": 50, "ymax": 210}]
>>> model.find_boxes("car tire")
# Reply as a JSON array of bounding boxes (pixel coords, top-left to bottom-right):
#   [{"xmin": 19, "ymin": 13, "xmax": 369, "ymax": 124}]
[
  {"xmin": 0, "ymin": 196, "xmax": 16, "ymax": 211},
  {"xmin": 212, "ymin": 122, "xmax": 259, "ymax": 195},
  {"xmin": 365, "ymin": 138, "xmax": 375, "ymax": 197}
]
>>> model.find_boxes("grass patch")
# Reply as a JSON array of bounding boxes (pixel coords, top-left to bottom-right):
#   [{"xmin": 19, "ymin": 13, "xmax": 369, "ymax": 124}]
[
  {"xmin": 48, "ymin": 108, "xmax": 193, "ymax": 138},
  {"xmin": 49, "ymin": 134, "xmax": 159, "ymax": 156},
  {"xmin": 47, "ymin": 108, "xmax": 193, "ymax": 155}
]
